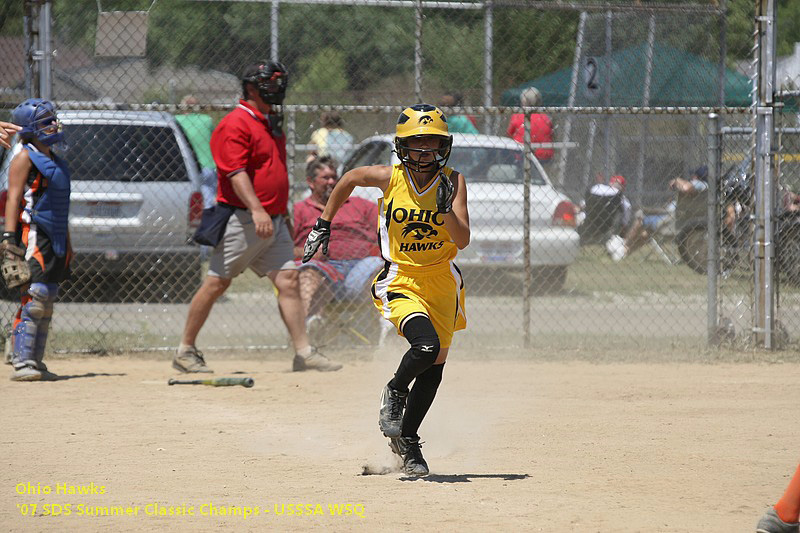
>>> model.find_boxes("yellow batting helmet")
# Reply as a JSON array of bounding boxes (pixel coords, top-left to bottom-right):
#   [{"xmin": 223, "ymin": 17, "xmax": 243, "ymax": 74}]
[{"xmin": 394, "ymin": 104, "xmax": 452, "ymax": 172}]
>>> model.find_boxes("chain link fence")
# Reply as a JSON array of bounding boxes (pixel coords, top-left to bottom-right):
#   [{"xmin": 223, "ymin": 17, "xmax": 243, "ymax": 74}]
[{"xmin": 0, "ymin": 0, "xmax": 782, "ymax": 356}]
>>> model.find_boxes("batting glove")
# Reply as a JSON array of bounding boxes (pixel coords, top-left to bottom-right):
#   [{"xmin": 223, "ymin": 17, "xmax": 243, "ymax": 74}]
[
  {"xmin": 436, "ymin": 172, "xmax": 455, "ymax": 214},
  {"xmin": 302, "ymin": 218, "xmax": 331, "ymax": 262}
]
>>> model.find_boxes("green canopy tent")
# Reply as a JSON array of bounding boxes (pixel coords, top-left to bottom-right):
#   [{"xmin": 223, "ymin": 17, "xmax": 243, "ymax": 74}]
[{"xmin": 501, "ymin": 43, "xmax": 751, "ymax": 108}]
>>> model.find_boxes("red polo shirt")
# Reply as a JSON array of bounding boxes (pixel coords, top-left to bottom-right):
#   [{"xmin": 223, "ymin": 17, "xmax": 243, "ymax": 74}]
[
  {"xmin": 211, "ymin": 100, "xmax": 288, "ymax": 214},
  {"xmin": 507, "ymin": 113, "xmax": 554, "ymax": 161}
]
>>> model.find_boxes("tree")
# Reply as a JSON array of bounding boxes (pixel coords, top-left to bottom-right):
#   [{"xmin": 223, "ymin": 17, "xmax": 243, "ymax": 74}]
[
  {"xmin": 777, "ymin": 0, "xmax": 800, "ymax": 57},
  {"xmin": 4, "ymin": 0, "xmax": 800, "ymax": 104},
  {"xmin": 293, "ymin": 48, "xmax": 349, "ymax": 98}
]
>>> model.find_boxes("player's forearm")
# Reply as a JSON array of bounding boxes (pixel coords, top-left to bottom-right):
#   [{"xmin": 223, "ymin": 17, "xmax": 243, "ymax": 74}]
[
  {"xmin": 229, "ymin": 171, "xmax": 268, "ymax": 214},
  {"xmin": 3, "ymin": 193, "xmax": 21, "ymax": 233},
  {"xmin": 443, "ymin": 212, "xmax": 470, "ymax": 249}
]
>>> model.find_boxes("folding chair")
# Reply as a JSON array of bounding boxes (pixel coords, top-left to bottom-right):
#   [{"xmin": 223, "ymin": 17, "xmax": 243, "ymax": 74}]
[
  {"xmin": 577, "ymin": 189, "xmax": 624, "ymax": 246},
  {"xmin": 639, "ymin": 207, "xmax": 679, "ymax": 265},
  {"xmin": 314, "ymin": 297, "xmax": 391, "ymax": 347}
]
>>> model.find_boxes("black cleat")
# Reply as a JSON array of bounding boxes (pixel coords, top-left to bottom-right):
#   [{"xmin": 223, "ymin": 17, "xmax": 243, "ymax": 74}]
[
  {"xmin": 389, "ymin": 436, "xmax": 429, "ymax": 476},
  {"xmin": 379, "ymin": 383, "xmax": 407, "ymax": 438}
]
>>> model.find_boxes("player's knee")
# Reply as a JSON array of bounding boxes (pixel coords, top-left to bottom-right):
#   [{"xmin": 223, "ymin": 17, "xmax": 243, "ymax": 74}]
[
  {"xmin": 28, "ymin": 282, "xmax": 57, "ymax": 302},
  {"xmin": 410, "ymin": 335, "xmax": 439, "ymax": 366},
  {"xmin": 24, "ymin": 283, "xmax": 57, "ymax": 320},
  {"xmin": 299, "ymin": 271, "xmax": 327, "ymax": 298},
  {"xmin": 275, "ymin": 269, "xmax": 301, "ymax": 294},
  {"xmin": 203, "ymin": 275, "xmax": 231, "ymax": 296},
  {"xmin": 403, "ymin": 316, "xmax": 440, "ymax": 366}
]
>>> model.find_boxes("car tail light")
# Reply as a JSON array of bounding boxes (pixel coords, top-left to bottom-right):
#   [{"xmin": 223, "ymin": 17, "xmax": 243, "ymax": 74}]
[
  {"xmin": 552, "ymin": 201, "xmax": 577, "ymax": 227},
  {"xmin": 189, "ymin": 192, "xmax": 203, "ymax": 229},
  {"xmin": 0, "ymin": 189, "xmax": 6, "ymax": 225}
]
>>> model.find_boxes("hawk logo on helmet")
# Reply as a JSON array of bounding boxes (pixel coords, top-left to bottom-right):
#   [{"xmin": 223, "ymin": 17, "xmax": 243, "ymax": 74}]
[{"xmin": 394, "ymin": 104, "xmax": 453, "ymax": 173}]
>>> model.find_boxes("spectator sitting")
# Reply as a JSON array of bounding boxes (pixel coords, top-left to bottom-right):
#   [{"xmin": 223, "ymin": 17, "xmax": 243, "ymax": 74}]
[
  {"xmin": 307, "ymin": 111, "xmax": 354, "ymax": 164},
  {"xmin": 616, "ymin": 165, "xmax": 708, "ymax": 261},
  {"xmin": 723, "ymin": 166, "xmax": 752, "ymax": 235},
  {"xmin": 506, "ymin": 87, "xmax": 554, "ymax": 163},
  {"xmin": 577, "ymin": 174, "xmax": 631, "ymax": 251},
  {"xmin": 670, "ymin": 164, "xmax": 709, "ymax": 197},
  {"xmin": 293, "ymin": 156, "xmax": 383, "ymax": 338},
  {"xmin": 781, "ymin": 184, "xmax": 800, "ymax": 214},
  {"xmin": 439, "ymin": 92, "xmax": 479, "ymax": 134}
]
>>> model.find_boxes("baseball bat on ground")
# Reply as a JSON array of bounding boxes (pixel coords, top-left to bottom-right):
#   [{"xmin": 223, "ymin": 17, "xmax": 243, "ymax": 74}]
[{"xmin": 168, "ymin": 377, "xmax": 254, "ymax": 388}]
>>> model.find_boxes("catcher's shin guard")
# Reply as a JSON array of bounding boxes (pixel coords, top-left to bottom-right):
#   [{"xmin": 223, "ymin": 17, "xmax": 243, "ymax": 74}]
[{"xmin": 11, "ymin": 283, "xmax": 57, "ymax": 368}]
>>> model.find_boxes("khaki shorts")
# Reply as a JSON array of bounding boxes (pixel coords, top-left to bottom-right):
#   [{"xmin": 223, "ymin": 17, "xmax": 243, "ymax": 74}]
[{"xmin": 208, "ymin": 210, "xmax": 295, "ymax": 279}]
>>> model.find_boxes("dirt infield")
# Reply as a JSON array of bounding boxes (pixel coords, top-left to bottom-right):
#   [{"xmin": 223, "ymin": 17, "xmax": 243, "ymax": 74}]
[{"xmin": 1, "ymin": 349, "xmax": 797, "ymax": 532}]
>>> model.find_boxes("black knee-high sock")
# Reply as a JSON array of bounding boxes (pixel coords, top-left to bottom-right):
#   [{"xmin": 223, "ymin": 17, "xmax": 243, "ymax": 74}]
[
  {"xmin": 389, "ymin": 316, "xmax": 440, "ymax": 392},
  {"xmin": 401, "ymin": 363, "xmax": 445, "ymax": 438}
]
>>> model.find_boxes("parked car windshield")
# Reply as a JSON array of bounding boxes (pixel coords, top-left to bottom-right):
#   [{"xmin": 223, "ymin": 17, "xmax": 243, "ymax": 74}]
[
  {"xmin": 62, "ymin": 124, "xmax": 189, "ymax": 182},
  {"xmin": 448, "ymin": 146, "xmax": 546, "ymax": 185}
]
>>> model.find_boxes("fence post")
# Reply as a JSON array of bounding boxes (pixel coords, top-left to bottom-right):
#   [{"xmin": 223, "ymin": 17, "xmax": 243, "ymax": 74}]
[
  {"xmin": 522, "ymin": 106, "xmax": 532, "ymax": 348},
  {"xmin": 753, "ymin": 0, "xmax": 777, "ymax": 349},
  {"xmin": 414, "ymin": 0, "xmax": 422, "ymax": 103},
  {"xmin": 286, "ymin": 107, "xmax": 296, "ymax": 189},
  {"xmin": 39, "ymin": 0, "xmax": 53, "ymax": 99},
  {"xmin": 483, "ymin": 0, "xmax": 494, "ymax": 134},
  {"xmin": 559, "ymin": 11, "xmax": 586, "ymax": 189},
  {"xmin": 707, "ymin": 113, "xmax": 721, "ymax": 346},
  {"xmin": 23, "ymin": 0, "xmax": 39, "ymax": 98},
  {"xmin": 271, "ymin": 0, "xmax": 280, "ymax": 61}
]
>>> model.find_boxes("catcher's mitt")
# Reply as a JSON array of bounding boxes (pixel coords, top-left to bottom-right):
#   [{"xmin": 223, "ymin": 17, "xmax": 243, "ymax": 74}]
[{"xmin": 0, "ymin": 242, "xmax": 30, "ymax": 288}]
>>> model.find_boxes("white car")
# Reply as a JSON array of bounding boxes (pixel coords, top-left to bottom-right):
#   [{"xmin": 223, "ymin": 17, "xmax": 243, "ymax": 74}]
[{"xmin": 340, "ymin": 133, "xmax": 580, "ymax": 292}]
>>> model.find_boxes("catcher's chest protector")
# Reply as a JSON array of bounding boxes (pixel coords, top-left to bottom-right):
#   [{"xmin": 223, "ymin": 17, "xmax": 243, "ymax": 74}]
[{"xmin": 26, "ymin": 146, "xmax": 71, "ymax": 258}]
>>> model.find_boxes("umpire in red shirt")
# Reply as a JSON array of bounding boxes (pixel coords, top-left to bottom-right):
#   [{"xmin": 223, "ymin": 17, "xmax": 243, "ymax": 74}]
[{"xmin": 173, "ymin": 60, "xmax": 342, "ymax": 374}]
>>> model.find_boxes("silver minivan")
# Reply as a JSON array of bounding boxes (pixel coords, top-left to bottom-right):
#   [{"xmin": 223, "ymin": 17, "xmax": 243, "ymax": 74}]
[{"xmin": 0, "ymin": 110, "xmax": 204, "ymax": 302}]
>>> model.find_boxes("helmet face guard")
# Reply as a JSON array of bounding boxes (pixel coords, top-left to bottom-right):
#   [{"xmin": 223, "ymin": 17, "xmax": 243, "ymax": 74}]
[
  {"xmin": 394, "ymin": 135, "xmax": 452, "ymax": 173},
  {"xmin": 11, "ymin": 99, "xmax": 64, "ymax": 147},
  {"xmin": 242, "ymin": 61, "xmax": 289, "ymax": 106},
  {"xmin": 394, "ymin": 104, "xmax": 452, "ymax": 173}
]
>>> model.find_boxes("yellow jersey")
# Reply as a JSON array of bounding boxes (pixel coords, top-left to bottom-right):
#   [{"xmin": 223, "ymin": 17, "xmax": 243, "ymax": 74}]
[{"xmin": 378, "ymin": 164, "xmax": 458, "ymax": 268}]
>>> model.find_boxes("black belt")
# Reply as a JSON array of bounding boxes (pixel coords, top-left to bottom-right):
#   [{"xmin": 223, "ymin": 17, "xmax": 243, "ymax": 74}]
[
  {"xmin": 218, "ymin": 203, "xmax": 283, "ymax": 219},
  {"xmin": 218, "ymin": 202, "xmax": 246, "ymax": 211}
]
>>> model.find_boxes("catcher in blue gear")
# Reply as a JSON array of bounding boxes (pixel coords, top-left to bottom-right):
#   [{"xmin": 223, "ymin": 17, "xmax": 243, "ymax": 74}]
[{"xmin": 4, "ymin": 98, "xmax": 72, "ymax": 382}]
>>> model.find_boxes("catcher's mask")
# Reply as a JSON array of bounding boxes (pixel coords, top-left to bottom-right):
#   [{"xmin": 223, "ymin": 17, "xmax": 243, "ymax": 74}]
[
  {"xmin": 11, "ymin": 98, "xmax": 64, "ymax": 147},
  {"xmin": 242, "ymin": 60, "xmax": 289, "ymax": 106},
  {"xmin": 394, "ymin": 104, "xmax": 452, "ymax": 173}
]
